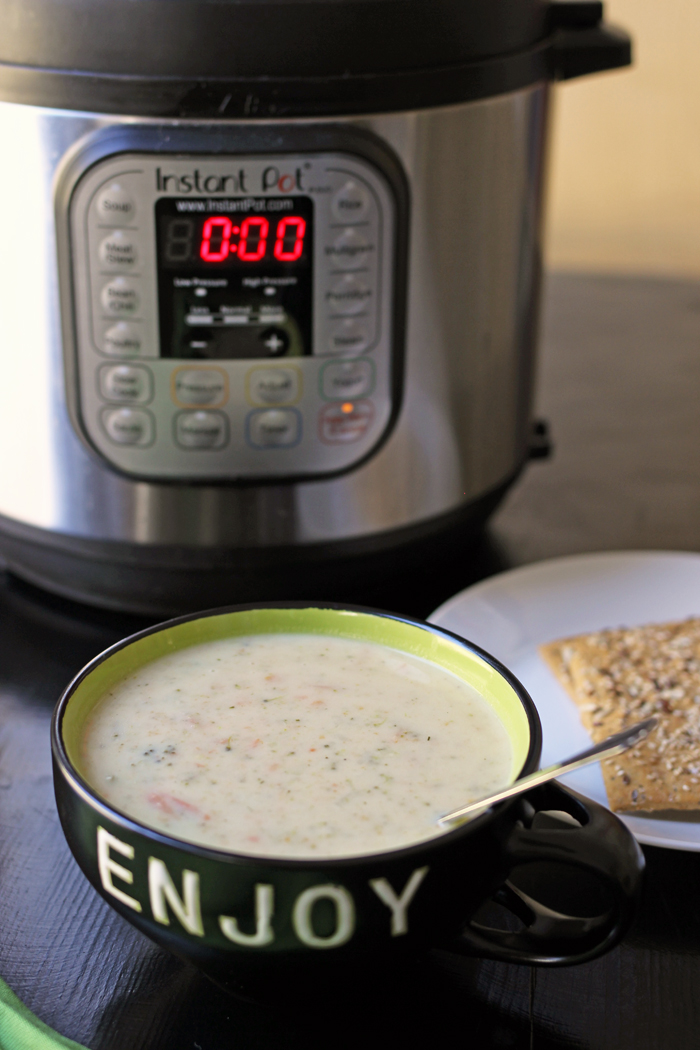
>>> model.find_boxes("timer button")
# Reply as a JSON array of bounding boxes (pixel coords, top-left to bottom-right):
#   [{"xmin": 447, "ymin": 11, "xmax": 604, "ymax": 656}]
[
  {"xmin": 96, "ymin": 183, "xmax": 136, "ymax": 226},
  {"xmin": 326, "ymin": 229, "xmax": 373, "ymax": 271},
  {"xmin": 99, "ymin": 364, "xmax": 152, "ymax": 403},
  {"xmin": 332, "ymin": 181, "xmax": 371, "ymax": 223},
  {"xmin": 321, "ymin": 359, "xmax": 374, "ymax": 400},
  {"xmin": 247, "ymin": 368, "xmax": 300, "ymax": 405},
  {"xmin": 101, "ymin": 277, "xmax": 140, "ymax": 316},
  {"xmin": 328, "ymin": 319, "xmax": 370, "ymax": 354},
  {"xmin": 102, "ymin": 322, "xmax": 142, "ymax": 356},
  {"xmin": 326, "ymin": 275, "xmax": 372, "ymax": 317},
  {"xmin": 247, "ymin": 409, "xmax": 301, "ymax": 448},
  {"xmin": 98, "ymin": 230, "xmax": 139, "ymax": 270},
  {"xmin": 102, "ymin": 407, "xmax": 154, "ymax": 446},
  {"xmin": 319, "ymin": 400, "xmax": 374, "ymax": 444},
  {"xmin": 173, "ymin": 368, "xmax": 227, "ymax": 406},
  {"xmin": 175, "ymin": 411, "xmax": 229, "ymax": 449}
]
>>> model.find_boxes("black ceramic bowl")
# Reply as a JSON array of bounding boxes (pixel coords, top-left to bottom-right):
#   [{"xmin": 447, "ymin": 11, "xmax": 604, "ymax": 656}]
[{"xmin": 51, "ymin": 603, "xmax": 644, "ymax": 991}]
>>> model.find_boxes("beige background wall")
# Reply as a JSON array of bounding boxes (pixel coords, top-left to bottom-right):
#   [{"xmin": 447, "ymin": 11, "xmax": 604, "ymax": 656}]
[{"xmin": 546, "ymin": 0, "xmax": 700, "ymax": 277}]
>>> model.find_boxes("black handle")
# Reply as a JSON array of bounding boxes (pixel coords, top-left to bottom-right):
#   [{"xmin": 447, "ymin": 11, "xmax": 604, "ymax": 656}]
[
  {"xmin": 455, "ymin": 782, "xmax": 644, "ymax": 966},
  {"xmin": 548, "ymin": 2, "xmax": 632, "ymax": 80}
]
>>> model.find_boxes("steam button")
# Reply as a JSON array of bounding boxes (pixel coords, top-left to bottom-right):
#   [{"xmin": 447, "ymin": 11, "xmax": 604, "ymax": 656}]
[
  {"xmin": 98, "ymin": 230, "xmax": 139, "ymax": 269},
  {"xmin": 328, "ymin": 319, "xmax": 370, "ymax": 354},
  {"xmin": 96, "ymin": 183, "xmax": 136, "ymax": 226},
  {"xmin": 332, "ymin": 181, "xmax": 370, "ymax": 223},
  {"xmin": 100, "ymin": 364, "xmax": 152, "ymax": 403},
  {"xmin": 247, "ymin": 409, "xmax": 301, "ymax": 448},
  {"xmin": 101, "ymin": 278, "xmax": 140, "ymax": 316},
  {"xmin": 102, "ymin": 407, "xmax": 154, "ymax": 446},
  {"xmin": 175, "ymin": 411, "xmax": 228, "ymax": 449}
]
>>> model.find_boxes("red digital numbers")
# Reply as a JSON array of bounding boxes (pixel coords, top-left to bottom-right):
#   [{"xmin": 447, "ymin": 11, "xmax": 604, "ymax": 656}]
[{"xmin": 199, "ymin": 215, "xmax": 306, "ymax": 264}]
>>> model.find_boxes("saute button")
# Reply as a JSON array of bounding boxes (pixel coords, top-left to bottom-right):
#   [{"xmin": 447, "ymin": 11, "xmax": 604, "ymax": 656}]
[
  {"xmin": 248, "ymin": 368, "xmax": 300, "ymax": 405},
  {"xmin": 332, "ymin": 181, "xmax": 370, "ymax": 223},
  {"xmin": 174, "ymin": 369, "xmax": 227, "ymax": 406},
  {"xmin": 102, "ymin": 322, "xmax": 142, "ymax": 356},
  {"xmin": 321, "ymin": 359, "xmax": 374, "ymax": 400},
  {"xmin": 100, "ymin": 364, "xmax": 152, "ymax": 403},
  {"xmin": 101, "ymin": 278, "xmax": 140, "ymax": 316},
  {"xmin": 326, "ymin": 275, "xmax": 371, "ymax": 317},
  {"xmin": 328, "ymin": 318, "xmax": 370, "ymax": 354},
  {"xmin": 102, "ymin": 407, "xmax": 154, "ymax": 446},
  {"xmin": 319, "ymin": 400, "xmax": 374, "ymax": 444},
  {"xmin": 247, "ymin": 409, "xmax": 301, "ymax": 448},
  {"xmin": 98, "ymin": 230, "xmax": 139, "ymax": 269},
  {"xmin": 325, "ymin": 228, "xmax": 373, "ymax": 270},
  {"xmin": 96, "ymin": 183, "xmax": 136, "ymax": 226},
  {"xmin": 175, "ymin": 411, "xmax": 228, "ymax": 449}
]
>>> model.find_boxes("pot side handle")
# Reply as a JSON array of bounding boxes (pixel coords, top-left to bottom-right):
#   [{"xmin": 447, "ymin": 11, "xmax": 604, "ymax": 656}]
[
  {"xmin": 548, "ymin": 2, "xmax": 632, "ymax": 80},
  {"xmin": 454, "ymin": 782, "xmax": 644, "ymax": 966}
]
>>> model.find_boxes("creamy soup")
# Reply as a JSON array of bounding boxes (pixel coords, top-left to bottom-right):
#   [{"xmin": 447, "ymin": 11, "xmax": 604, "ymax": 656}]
[{"xmin": 81, "ymin": 634, "xmax": 514, "ymax": 859}]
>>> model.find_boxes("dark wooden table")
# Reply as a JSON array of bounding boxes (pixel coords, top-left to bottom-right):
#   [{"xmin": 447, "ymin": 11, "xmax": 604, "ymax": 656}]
[{"xmin": 2, "ymin": 272, "xmax": 700, "ymax": 1048}]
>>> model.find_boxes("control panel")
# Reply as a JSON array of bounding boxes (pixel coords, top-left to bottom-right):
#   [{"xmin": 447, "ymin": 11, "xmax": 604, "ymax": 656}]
[{"xmin": 65, "ymin": 147, "xmax": 401, "ymax": 481}]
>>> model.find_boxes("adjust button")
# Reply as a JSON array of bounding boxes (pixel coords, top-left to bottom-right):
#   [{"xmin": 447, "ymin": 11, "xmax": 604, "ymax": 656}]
[
  {"xmin": 175, "ymin": 411, "xmax": 229, "ymax": 449},
  {"xmin": 102, "ymin": 407, "xmax": 154, "ymax": 446},
  {"xmin": 332, "ymin": 181, "xmax": 370, "ymax": 223},
  {"xmin": 326, "ymin": 275, "xmax": 371, "ymax": 317},
  {"xmin": 321, "ymin": 359, "xmax": 374, "ymax": 400},
  {"xmin": 96, "ymin": 183, "xmax": 136, "ymax": 226},
  {"xmin": 248, "ymin": 368, "xmax": 300, "ymax": 405},
  {"xmin": 101, "ymin": 277, "xmax": 140, "ymax": 316},
  {"xmin": 98, "ymin": 230, "xmax": 139, "ymax": 269},
  {"xmin": 174, "ymin": 368, "xmax": 227, "ymax": 406},
  {"xmin": 319, "ymin": 401, "xmax": 374, "ymax": 444},
  {"xmin": 247, "ymin": 409, "xmax": 301, "ymax": 448},
  {"xmin": 99, "ymin": 364, "xmax": 152, "ymax": 403},
  {"xmin": 102, "ymin": 321, "xmax": 142, "ymax": 356}
]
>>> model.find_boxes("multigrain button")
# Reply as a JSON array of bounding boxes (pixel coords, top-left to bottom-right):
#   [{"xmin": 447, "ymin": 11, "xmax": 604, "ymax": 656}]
[
  {"xmin": 248, "ymin": 368, "xmax": 300, "ymax": 405},
  {"xmin": 96, "ymin": 183, "xmax": 136, "ymax": 226},
  {"xmin": 319, "ymin": 400, "xmax": 374, "ymax": 444},
  {"xmin": 101, "ymin": 277, "xmax": 140, "ymax": 316},
  {"xmin": 174, "ymin": 368, "xmax": 227, "ymax": 406},
  {"xmin": 175, "ymin": 411, "xmax": 228, "ymax": 449},
  {"xmin": 102, "ymin": 321, "xmax": 142, "ymax": 356},
  {"xmin": 326, "ymin": 228, "xmax": 373, "ymax": 270},
  {"xmin": 332, "ymin": 181, "xmax": 370, "ymax": 223},
  {"xmin": 99, "ymin": 364, "xmax": 152, "ymax": 403},
  {"xmin": 326, "ymin": 275, "xmax": 371, "ymax": 317},
  {"xmin": 102, "ymin": 407, "xmax": 154, "ymax": 446},
  {"xmin": 328, "ymin": 318, "xmax": 370, "ymax": 354},
  {"xmin": 247, "ymin": 409, "xmax": 301, "ymax": 448},
  {"xmin": 98, "ymin": 230, "xmax": 139, "ymax": 269},
  {"xmin": 321, "ymin": 359, "xmax": 374, "ymax": 400}
]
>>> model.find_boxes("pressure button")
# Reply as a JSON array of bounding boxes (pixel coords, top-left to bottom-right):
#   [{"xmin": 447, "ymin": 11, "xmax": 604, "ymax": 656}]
[
  {"xmin": 102, "ymin": 407, "xmax": 154, "ymax": 446},
  {"xmin": 174, "ymin": 369, "xmax": 227, "ymax": 406},
  {"xmin": 96, "ymin": 183, "xmax": 136, "ymax": 226}
]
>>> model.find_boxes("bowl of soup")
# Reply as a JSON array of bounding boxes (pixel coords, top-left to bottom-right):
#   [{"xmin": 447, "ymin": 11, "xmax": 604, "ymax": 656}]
[{"xmin": 51, "ymin": 603, "xmax": 643, "ymax": 991}]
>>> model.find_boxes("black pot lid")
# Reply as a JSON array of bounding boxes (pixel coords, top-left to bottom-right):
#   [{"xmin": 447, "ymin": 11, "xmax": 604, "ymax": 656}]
[{"xmin": 0, "ymin": 0, "xmax": 631, "ymax": 117}]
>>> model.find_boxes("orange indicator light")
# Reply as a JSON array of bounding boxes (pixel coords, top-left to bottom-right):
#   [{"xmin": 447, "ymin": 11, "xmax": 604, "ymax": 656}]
[{"xmin": 341, "ymin": 402, "xmax": 354, "ymax": 414}]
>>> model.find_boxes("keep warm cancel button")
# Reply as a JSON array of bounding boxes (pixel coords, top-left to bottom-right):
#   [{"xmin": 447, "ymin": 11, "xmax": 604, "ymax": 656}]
[{"xmin": 319, "ymin": 401, "xmax": 374, "ymax": 444}]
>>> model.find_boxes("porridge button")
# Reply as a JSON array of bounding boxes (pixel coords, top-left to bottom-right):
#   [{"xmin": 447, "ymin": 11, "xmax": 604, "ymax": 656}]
[
  {"xmin": 175, "ymin": 411, "xmax": 228, "ymax": 449},
  {"xmin": 102, "ymin": 407, "xmax": 153, "ymax": 446},
  {"xmin": 175, "ymin": 369, "xmax": 227, "ymax": 406},
  {"xmin": 326, "ymin": 275, "xmax": 371, "ymax": 317},
  {"xmin": 96, "ymin": 183, "xmax": 136, "ymax": 226},
  {"xmin": 248, "ymin": 409, "xmax": 300, "ymax": 448}
]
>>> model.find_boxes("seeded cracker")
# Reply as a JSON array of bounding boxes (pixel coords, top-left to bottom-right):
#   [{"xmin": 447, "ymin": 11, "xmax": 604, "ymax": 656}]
[{"xmin": 539, "ymin": 619, "xmax": 700, "ymax": 813}]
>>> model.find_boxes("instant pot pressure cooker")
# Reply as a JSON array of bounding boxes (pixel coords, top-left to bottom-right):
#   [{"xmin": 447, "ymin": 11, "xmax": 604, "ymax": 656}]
[{"xmin": 0, "ymin": 0, "xmax": 631, "ymax": 615}]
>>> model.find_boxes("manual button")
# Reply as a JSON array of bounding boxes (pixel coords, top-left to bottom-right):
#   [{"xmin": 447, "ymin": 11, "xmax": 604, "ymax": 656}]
[
  {"xmin": 174, "ymin": 368, "xmax": 227, "ymax": 406},
  {"xmin": 99, "ymin": 364, "xmax": 152, "ymax": 403},
  {"xmin": 102, "ymin": 407, "xmax": 154, "ymax": 446},
  {"xmin": 321, "ymin": 359, "xmax": 374, "ymax": 400},
  {"xmin": 247, "ymin": 409, "xmax": 301, "ymax": 448},
  {"xmin": 248, "ymin": 367, "xmax": 300, "ymax": 405},
  {"xmin": 175, "ymin": 411, "xmax": 228, "ymax": 449}
]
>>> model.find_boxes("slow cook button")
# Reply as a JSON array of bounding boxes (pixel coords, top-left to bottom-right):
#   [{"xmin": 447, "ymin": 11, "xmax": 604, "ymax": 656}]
[
  {"xmin": 174, "ymin": 368, "xmax": 227, "ymax": 406},
  {"xmin": 99, "ymin": 364, "xmax": 152, "ymax": 403},
  {"xmin": 96, "ymin": 183, "xmax": 136, "ymax": 226},
  {"xmin": 332, "ymin": 181, "xmax": 370, "ymax": 223},
  {"xmin": 102, "ymin": 407, "xmax": 154, "ymax": 446},
  {"xmin": 328, "ymin": 318, "xmax": 370, "ymax": 354},
  {"xmin": 175, "ymin": 411, "xmax": 228, "ymax": 449},
  {"xmin": 321, "ymin": 359, "xmax": 374, "ymax": 400},
  {"xmin": 247, "ymin": 409, "xmax": 301, "ymax": 448},
  {"xmin": 326, "ymin": 275, "xmax": 372, "ymax": 317},
  {"xmin": 319, "ymin": 400, "xmax": 374, "ymax": 444},
  {"xmin": 101, "ymin": 277, "xmax": 140, "ymax": 316},
  {"xmin": 98, "ymin": 230, "xmax": 139, "ymax": 269},
  {"xmin": 325, "ymin": 228, "xmax": 373, "ymax": 271},
  {"xmin": 248, "ymin": 368, "xmax": 300, "ymax": 405},
  {"xmin": 102, "ymin": 322, "xmax": 142, "ymax": 356}
]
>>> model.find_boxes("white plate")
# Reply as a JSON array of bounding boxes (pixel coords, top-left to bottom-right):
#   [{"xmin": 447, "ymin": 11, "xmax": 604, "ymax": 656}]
[{"xmin": 429, "ymin": 550, "xmax": 700, "ymax": 851}]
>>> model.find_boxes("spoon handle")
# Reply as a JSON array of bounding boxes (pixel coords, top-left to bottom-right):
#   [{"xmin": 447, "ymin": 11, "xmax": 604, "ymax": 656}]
[{"xmin": 438, "ymin": 716, "xmax": 658, "ymax": 826}]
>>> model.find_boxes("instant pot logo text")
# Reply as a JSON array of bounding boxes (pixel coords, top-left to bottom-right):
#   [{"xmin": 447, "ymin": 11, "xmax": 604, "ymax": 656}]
[
  {"xmin": 156, "ymin": 166, "xmax": 308, "ymax": 194},
  {"xmin": 97, "ymin": 827, "xmax": 429, "ymax": 948}
]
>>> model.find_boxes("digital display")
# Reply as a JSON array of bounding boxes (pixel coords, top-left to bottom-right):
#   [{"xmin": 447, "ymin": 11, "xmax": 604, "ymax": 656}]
[{"xmin": 155, "ymin": 196, "xmax": 313, "ymax": 360}]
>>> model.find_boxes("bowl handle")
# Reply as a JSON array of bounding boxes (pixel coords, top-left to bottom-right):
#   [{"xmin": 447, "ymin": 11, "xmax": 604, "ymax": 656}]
[{"xmin": 453, "ymin": 782, "xmax": 644, "ymax": 966}]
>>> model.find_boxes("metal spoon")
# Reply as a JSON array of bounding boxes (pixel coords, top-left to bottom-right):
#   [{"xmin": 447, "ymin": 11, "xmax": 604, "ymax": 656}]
[{"xmin": 437, "ymin": 716, "xmax": 658, "ymax": 827}]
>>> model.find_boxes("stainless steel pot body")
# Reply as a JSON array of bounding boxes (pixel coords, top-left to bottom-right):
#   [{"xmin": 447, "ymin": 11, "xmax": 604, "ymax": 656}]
[{"xmin": 0, "ymin": 86, "xmax": 548, "ymax": 609}]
